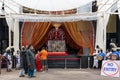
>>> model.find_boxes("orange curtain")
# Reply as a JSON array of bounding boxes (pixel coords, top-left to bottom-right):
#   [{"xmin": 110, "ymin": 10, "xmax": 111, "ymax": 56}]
[
  {"xmin": 22, "ymin": 21, "xmax": 94, "ymax": 54},
  {"xmin": 64, "ymin": 21, "xmax": 94, "ymax": 54},
  {"xmin": 22, "ymin": 22, "xmax": 36, "ymax": 46},
  {"xmin": 31, "ymin": 22, "xmax": 51, "ymax": 50}
]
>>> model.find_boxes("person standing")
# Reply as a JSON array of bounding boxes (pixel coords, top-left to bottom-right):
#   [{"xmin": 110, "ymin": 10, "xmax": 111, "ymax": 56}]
[
  {"xmin": 3, "ymin": 48, "xmax": 12, "ymax": 72},
  {"xmin": 15, "ymin": 50, "xmax": 20, "ymax": 70},
  {"xmin": 24, "ymin": 45, "xmax": 29, "ymax": 75},
  {"xmin": 93, "ymin": 50, "xmax": 99, "ymax": 69},
  {"xmin": 26, "ymin": 45, "xmax": 36, "ymax": 78},
  {"xmin": 40, "ymin": 47, "xmax": 48, "ymax": 72},
  {"xmin": 97, "ymin": 50, "xmax": 105, "ymax": 69},
  {"xmin": 35, "ymin": 51, "xmax": 42, "ymax": 72},
  {"xmin": 19, "ymin": 46, "xmax": 27, "ymax": 77}
]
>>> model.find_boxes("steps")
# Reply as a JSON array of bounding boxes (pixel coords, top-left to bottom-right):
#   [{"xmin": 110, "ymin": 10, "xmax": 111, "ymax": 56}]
[{"xmin": 48, "ymin": 54, "xmax": 80, "ymax": 68}]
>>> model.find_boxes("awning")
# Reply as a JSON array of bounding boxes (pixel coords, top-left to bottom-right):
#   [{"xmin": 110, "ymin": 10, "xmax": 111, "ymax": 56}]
[
  {"xmin": 9, "ymin": 13, "xmax": 97, "ymax": 22},
  {"xmin": 12, "ymin": 0, "xmax": 95, "ymax": 11}
]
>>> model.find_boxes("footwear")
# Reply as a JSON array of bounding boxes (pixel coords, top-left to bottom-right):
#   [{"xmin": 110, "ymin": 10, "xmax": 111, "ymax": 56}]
[
  {"xmin": 19, "ymin": 75, "xmax": 25, "ymax": 77},
  {"xmin": 41, "ymin": 71, "xmax": 46, "ymax": 73},
  {"xmin": 28, "ymin": 76, "xmax": 31, "ymax": 78},
  {"xmin": 7, "ymin": 69, "xmax": 12, "ymax": 72},
  {"xmin": 32, "ymin": 76, "xmax": 36, "ymax": 78},
  {"xmin": 93, "ymin": 66, "xmax": 96, "ymax": 69}
]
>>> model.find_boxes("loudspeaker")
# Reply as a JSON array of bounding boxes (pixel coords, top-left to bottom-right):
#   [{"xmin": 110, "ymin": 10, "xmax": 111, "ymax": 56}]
[
  {"xmin": 83, "ymin": 48, "xmax": 90, "ymax": 56},
  {"xmin": 80, "ymin": 56, "xmax": 93, "ymax": 68}
]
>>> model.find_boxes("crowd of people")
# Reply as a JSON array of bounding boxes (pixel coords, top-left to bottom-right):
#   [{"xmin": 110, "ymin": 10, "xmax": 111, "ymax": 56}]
[
  {"xmin": 1, "ymin": 43, "xmax": 120, "ymax": 78},
  {"xmin": 93, "ymin": 44, "xmax": 120, "ymax": 69},
  {"xmin": 1, "ymin": 44, "xmax": 48, "ymax": 78}
]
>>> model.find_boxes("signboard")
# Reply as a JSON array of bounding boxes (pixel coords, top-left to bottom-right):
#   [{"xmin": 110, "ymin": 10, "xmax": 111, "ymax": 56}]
[{"xmin": 101, "ymin": 60, "xmax": 120, "ymax": 77}]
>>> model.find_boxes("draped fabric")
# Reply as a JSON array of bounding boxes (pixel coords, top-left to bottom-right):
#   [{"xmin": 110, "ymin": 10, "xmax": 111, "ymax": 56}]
[
  {"xmin": 22, "ymin": 22, "xmax": 36, "ymax": 46},
  {"xmin": 61, "ymin": 26, "xmax": 80, "ymax": 50},
  {"xmin": 22, "ymin": 21, "xmax": 94, "ymax": 54},
  {"xmin": 31, "ymin": 22, "xmax": 51, "ymax": 49},
  {"xmin": 64, "ymin": 21, "xmax": 94, "ymax": 54}
]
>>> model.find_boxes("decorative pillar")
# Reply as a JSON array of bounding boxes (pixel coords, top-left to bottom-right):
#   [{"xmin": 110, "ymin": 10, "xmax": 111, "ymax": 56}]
[
  {"xmin": 6, "ymin": 17, "xmax": 14, "ymax": 47},
  {"xmin": 95, "ymin": 0, "xmax": 113, "ymax": 52},
  {"xmin": 96, "ymin": 14, "xmax": 104, "ymax": 50},
  {"xmin": 13, "ymin": 19, "xmax": 19, "ymax": 55},
  {"xmin": 8, "ymin": 25, "xmax": 11, "ymax": 47},
  {"xmin": 4, "ymin": 0, "xmax": 21, "ymax": 52}
]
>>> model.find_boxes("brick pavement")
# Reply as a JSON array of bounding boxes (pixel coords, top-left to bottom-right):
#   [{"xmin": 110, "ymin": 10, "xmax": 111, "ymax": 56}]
[{"xmin": 0, "ymin": 68, "xmax": 120, "ymax": 80}]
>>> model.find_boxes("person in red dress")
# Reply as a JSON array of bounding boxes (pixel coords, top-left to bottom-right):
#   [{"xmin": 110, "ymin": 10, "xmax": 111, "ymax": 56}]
[{"xmin": 35, "ymin": 51, "xmax": 42, "ymax": 72}]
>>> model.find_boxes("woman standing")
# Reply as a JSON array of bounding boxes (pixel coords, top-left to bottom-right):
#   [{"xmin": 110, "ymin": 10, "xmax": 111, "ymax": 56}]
[{"xmin": 35, "ymin": 51, "xmax": 42, "ymax": 72}]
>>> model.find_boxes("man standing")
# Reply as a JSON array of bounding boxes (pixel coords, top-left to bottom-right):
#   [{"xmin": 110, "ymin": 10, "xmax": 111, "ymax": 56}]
[
  {"xmin": 26, "ymin": 45, "xmax": 36, "ymax": 78},
  {"xmin": 40, "ymin": 47, "xmax": 48, "ymax": 72},
  {"xmin": 19, "ymin": 46, "xmax": 27, "ymax": 77}
]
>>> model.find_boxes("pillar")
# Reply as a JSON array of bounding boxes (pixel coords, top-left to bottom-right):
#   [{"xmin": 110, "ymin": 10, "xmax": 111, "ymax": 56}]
[{"xmin": 13, "ymin": 19, "xmax": 19, "ymax": 55}]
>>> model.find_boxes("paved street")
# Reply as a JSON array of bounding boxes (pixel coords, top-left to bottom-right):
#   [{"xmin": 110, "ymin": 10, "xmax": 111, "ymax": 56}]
[{"xmin": 0, "ymin": 68, "xmax": 120, "ymax": 80}]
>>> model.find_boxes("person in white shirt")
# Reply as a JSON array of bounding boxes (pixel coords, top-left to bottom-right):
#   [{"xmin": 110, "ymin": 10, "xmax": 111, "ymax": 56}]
[
  {"xmin": 15, "ymin": 50, "xmax": 20, "ymax": 70},
  {"xmin": 3, "ymin": 48, "xmax": 12, "ymax": 72},
  {"xmin": 93, "ymin": 50, "xmax": 99, "ymax": 68}
]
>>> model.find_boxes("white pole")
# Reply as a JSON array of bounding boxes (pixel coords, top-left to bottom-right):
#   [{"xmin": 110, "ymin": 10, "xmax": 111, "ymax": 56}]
[
  {"xmin": 8, "ymin": 25, "xmax": 11, "ymax": 47},
  {"xmin": 13, "ymin": 19, "xmax": 19, "ymax": 55},
  {"xmin": 6, "ymin": 17, "xmax": 14, "ymax": 47},
  {"xmin": 103, "ymin": 15, "xmax": 106, "ymax": 53}
]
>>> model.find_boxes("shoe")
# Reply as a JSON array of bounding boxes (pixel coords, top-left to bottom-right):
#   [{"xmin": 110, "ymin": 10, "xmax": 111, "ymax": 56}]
[
  {"xmin": 32, "ymin": 76, "xmax": 36, "ymax": 78},
  {"xmin": 7, "ymin": 69, "xmax": 12, "ymax": 72},
  {"xmin": 41, "ymin": 71, "xmax": 46, "ymax": 73},
  {"xmin": 28, "ymin": 76, "xmax": 31, "ymax": 78},
  {"xmin": 19, "ymin": 75, "xmax": 25, "ymax": 77},
  {"xmin": 93, "ymin": 66, "xmax": 96, "ymax": 69}
]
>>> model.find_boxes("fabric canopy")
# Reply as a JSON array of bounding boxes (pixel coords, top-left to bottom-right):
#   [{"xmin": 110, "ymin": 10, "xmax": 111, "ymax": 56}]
[
  {"xmin": 22, "ymin": 21, "xmax": 94, "ymax": 54},
  {"xmin": 12, "ymin": 0, "xmax": 95, "ymax": 11}
]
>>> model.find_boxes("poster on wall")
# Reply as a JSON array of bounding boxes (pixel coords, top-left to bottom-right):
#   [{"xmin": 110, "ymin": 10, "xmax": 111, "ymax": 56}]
[{"xmin": 48, "ymin": 40, "xmax": 66, "ymax": 52}]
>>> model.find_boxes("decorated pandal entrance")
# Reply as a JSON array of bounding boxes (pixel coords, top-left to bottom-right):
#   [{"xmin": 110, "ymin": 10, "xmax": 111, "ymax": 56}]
[{"xmin": 22, "ymin": 21, "xmax": 94, "ymax": 68}]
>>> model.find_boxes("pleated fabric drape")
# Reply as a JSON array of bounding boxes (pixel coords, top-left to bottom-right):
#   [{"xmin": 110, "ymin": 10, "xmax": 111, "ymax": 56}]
[
  {"xmin": 22, "ymin": 22, "xmax": 36, "ymax": 46},
  {"xmin": 64, "ymin": 21, "xmax": 94, "ymax": 54},
  {"xmin": 22, "ymin": 21, "xmax": 94, "ymax": 54},
  {"xmin": 31, "ymin": 22, "xmax": 51, "ymax": 50}
]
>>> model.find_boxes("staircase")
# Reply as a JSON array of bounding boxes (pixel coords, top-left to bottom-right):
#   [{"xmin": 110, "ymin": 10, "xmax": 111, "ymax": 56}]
[{"xmin": 48, "ymin": 54, "xmax": 80, "ymax": 68}]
